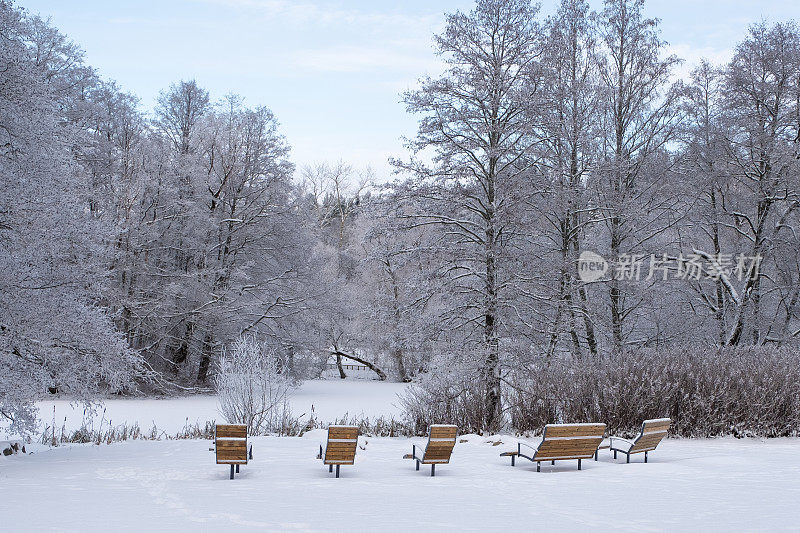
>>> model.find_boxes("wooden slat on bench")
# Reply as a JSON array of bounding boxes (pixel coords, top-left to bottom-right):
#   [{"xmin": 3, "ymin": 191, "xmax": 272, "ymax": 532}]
[
  {"xmin": 215, "ymin": 440, "xmax": 247, "ymax": 449},
  {"xmin": 216, "ymin": 425, "xmax": 247, "ymax": 439},
  {"xmin": 328, "ymin": 426, "xmax": 359, "ymax": 439},
  {"xmin": 543, "ymin": 423, "xmax": 606, "ymax": 438},
  {"xmin": 429, "ymin": 425, "xmax": 458, "ymax": 439}
]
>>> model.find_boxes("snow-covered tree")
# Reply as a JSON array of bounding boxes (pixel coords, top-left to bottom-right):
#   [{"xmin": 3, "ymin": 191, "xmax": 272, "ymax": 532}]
[
  {"xmin": 0, "ymin": 2, "xmax": 142, "ymax": 433},
  {"xmin": 395, "ymin": 0, "xmax": 545, "ymax": 431}
]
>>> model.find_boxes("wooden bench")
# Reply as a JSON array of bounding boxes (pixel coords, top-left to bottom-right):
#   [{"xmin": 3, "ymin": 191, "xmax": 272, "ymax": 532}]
[
  {"xmin": 609, "ymin": 418, "xmax": 671, "ymax": 463},
  {"xmin": 317, "ymin": 425, "xmax": 359, "ymax": 478},
  {"xmin": 211, "ymin": 424, "xmax": 252, "ymax": 479},
  {"xmin": 500, "ymin": 423, "xmax": 606, "ymax": 471},
  {"xmin": 403, "ymin": 424, "xmax": 458, "ymax": 476}
]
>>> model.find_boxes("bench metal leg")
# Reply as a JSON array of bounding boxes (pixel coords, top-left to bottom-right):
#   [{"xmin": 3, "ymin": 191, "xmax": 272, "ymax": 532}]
[
  {"xmin": 431, "ymin": 464, "xmax": 435, "ymax": 477},
  {"xmin": 551, "ymin": 460, "xmax": 555, "ymax": 465},
  {"xmin": 249, "ymin": 445, "xmax": 253, "ymax": 460},
  {"xmin": 613, "ymin": 450, "xmax": 617, "ymax": 459},
  {"xmin": 416, "ymin": 460, "xmax": 420, "ymax": 471},
  {"xmin": 335, "ymin": 465, "xmax": 340, "ymax": 478},
  {"xmin": 511, "ymin": 455, "xmax": 515, "ymax": 467},
  {"xmin": 537, "ymin": 462, "xmax": 540, "ymax": 472},
  {"xmin": 645, "ymin": 452, "xmax": 648, "ymax": 463},
  {"xmin": 578, "ymin": 459, "xmax": 582, "ymax": 470},
  {"xmin": 230, "ymin": 465, "xmax": 235, "ymax": 480},
  {"xmin": 594, "ymin": 450, "xmax": 598, "ymax": 461},
  {"xmin": 329, "ymin": 464, "xmax": 333, "ymax": 473},
  {"xmin": 626, "ymin": 453, "xmax": 630, "ymax": 464},
  {"xmin": 235, "ymin": 464, "xmax": 239, "ymax": 473}
]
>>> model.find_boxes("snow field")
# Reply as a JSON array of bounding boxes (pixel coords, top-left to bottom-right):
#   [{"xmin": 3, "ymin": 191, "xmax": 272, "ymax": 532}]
[
  {"xmin": 2, "ymin": 434, "xmax": 800, "ymax": 532},
  {"xmin": 3, "ymin": 381, "xmax": 799, "ymax": 531}
]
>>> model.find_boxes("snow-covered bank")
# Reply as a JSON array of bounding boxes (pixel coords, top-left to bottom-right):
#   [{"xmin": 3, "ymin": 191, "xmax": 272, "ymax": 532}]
[
  {"xmin": 21, "ymin": 380, "xmax": 410, "ymax": 437},
  {"xmin": 2, "ymin": 435, "xmax": 799, "ymax": 531}
]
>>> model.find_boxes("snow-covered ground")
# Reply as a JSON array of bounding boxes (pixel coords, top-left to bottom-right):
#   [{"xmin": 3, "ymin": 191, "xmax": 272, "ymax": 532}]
[
  {"xmin": 26, "ymin": 380, "xmax": 410, "ymax": 436},
  {"xmin": 3, "ymin": 380, "xmax": 799, "ymax": 531},
  {"xmin": 2, "ymin": 434, "xmax": 799, "ymax": 531}
]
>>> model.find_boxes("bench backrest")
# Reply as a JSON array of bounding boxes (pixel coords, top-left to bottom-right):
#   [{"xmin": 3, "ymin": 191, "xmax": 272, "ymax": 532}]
[
  {"xmin": 422, "ymin": 424, "xmax": 458, "ymax": 464},
  {"xmin": 215, "ymin": 424, "xmax": 248, "ymax": 465},
  {"xmin": 535, "ymin": 423, "xmax": 606, "ymax": 461},
  {"xmin": 630, "ymin": 418, "xmax": 671, "ymax": 453},
  {"xmin": 323, "ymin": 425, "xmax": 359, "ymax": 465}
]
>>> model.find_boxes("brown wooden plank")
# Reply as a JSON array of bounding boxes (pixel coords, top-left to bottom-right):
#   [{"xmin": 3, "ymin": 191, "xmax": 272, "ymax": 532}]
[
  {"xmin": 328, "ymin": 426, "xmax": 359, "ymax": 439},
  {"xmin": 535, "ymin": 455, "xmax": 593, "ymax": 462},
  {"xmin": 631, "ymin": 437, "xmax": 666, "ymax": 452},
  {"xmin": 427, "ymin": 440, "xmax": 456, "ymax": 448},
  {"xmin": 325, "ymin": 450, "xmax": 356, "ymax": 457},
  {"xmin": 537, "ymin": 439, "xmax": 603, "ymax": 451},
  {"xmin": 536, "ymin": 446, "xmax": 601, "ymax": 458},
  {"xmin": 325, "ymin": 441, "xmax": 357, "ymax": 448},
  {"xmin": 217, "ymin": 454, "xmax": 248, "ymax": 462},
  {"xmin": 535, "ymin": 449, "xmax": 597, "ymax": 458},
  {"xmin": 429, "ymin": 425, "xmax": 458, "ymax": 439},
  {"xmin": 543, "ymin": 424, "xmax": 606, "ymax": 438},
  {"xmin": 325, "ymin": 451, "xmax": 357, "ymax": 461},
  {"xmin": 424, "ymin": 450, "xmax": 453, "ymax": 460},
  {"xmin": 216, "ymin": 425, "xmax": 247, "ymax": 438},
  {"xmin": 216, "ymin": 448, "xmax": 247, "ymax": 455},
  {"xmin": 215, "ymin": 440, "xmax": 247, "ymax": 449}
]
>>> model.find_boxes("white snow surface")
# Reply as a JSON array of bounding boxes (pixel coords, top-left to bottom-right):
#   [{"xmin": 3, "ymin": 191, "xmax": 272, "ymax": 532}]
[
  {"xmin": 26, "ymin": 380, "xmax": 409, "ymax": 436},
  {"xmin": 2, "ymin": 380, "xmax": 799, "ymax": 531},
  {"xmin": 2, "ymin": 434, "xmax": 800, "ymax": 531}
]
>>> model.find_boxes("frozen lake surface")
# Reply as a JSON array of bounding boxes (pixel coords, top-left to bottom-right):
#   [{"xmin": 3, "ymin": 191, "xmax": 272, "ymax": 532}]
[{"xmin": 27, "ymin": 380, "xmax": 410, "ymax": 436}]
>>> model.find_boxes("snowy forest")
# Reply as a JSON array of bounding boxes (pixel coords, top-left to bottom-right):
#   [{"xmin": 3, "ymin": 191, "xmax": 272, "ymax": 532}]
[{"xmin": 2, "ymin": 0, "xmax": 800, "ymax": 438}]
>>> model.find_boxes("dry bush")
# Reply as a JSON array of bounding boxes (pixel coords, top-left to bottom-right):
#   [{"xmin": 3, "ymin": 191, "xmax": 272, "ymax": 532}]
[{"xmin": 506, "ymin": 345, "xmax": 800, "ymax": 437}]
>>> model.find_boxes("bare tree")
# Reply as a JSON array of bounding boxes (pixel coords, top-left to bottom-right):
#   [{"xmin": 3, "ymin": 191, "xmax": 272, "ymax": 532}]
[
  {"xmin": 395, "ymin": 0, "xmax": 544, "ymax": 431},
  {"xmin": 155, "ymin": 79, "xmax": 210, "ymax": 155},
  {"xmin": 595, "ymin": 0, "xmax": 684, "ymax": 352}
]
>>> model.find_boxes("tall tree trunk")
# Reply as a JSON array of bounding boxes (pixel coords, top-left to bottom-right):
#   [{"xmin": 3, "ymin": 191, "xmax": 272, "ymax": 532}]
[{"xmin": 483, "ymin": 158, "xmax": 502, "ymax": 433}]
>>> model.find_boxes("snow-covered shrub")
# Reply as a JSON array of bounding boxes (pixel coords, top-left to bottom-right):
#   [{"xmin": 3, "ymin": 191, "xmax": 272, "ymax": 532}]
[
  {"xmin": 506, "ymin": 345, "xmax": 800, "ymax": 438},
  {"xmin": 214, "ymin": 336, "xmax": 297, "ymax": 435},
  {"xmin": 400, "ymin": 351, "xmax": 488, "ymax": 435}
]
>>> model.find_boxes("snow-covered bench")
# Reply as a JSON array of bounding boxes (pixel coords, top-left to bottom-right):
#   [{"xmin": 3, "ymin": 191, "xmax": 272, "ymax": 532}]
[
  {"xmin": 211, "ymin": 424, "xmax": 251, "ymax": 479},
  {"xmin": 317, "ymin": 425, "xmax": 359, "ymax": 478},
  {"xmin": 403, "ymin": 424, "xmax": 458, "ymax": 476},
  {"xmin": 608, "ymin": 418, "xmax": 671, "ymax": 463},
  {"xmin": 500, "ymin": 423, "xmax": 606, "ymax": 471}
]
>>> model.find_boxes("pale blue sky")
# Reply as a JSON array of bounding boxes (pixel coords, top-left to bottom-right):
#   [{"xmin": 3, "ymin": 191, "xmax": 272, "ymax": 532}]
[{"xmin": 17, "ymin": 0, "xmax": 800, "ymax": 179}]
